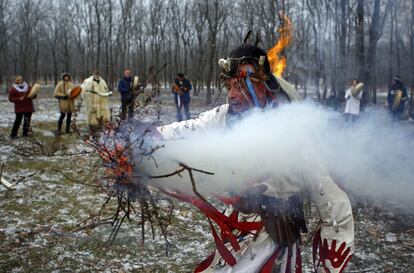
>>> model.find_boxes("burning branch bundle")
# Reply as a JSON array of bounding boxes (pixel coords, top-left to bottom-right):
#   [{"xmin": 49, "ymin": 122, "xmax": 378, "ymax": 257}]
[{"xmin": 70, "ymin": 64, "xmax": 177, "ymax": 249}]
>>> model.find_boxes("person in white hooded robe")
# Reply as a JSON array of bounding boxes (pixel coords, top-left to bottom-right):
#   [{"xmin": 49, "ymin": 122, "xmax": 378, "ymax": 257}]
[{"xmin": 81, "ymin": 71, "xmax": 112, "ymax": 132}]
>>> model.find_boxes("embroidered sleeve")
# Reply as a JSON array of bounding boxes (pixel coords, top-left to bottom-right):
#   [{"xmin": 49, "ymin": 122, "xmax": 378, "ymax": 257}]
[
  {"xmin": 156, "ymin": 105, "xmax": 229, "ymax": 140},
  {"xmin": 311, "ymin": 175, "xmax": 354, "ymax": 273}
]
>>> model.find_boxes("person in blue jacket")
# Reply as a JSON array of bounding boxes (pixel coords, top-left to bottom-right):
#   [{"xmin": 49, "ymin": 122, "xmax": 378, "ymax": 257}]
[
  {"xmin": 172, "ymin": 73, "xmax": 192, "ymax": 121},
  {"xmin": 118, "ymin": 69, "xmax": 134, "ymax": 120}
]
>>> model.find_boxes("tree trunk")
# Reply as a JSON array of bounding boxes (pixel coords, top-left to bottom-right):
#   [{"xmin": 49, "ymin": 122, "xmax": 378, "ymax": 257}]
[
  {"xmin": 363, "ymin": 0, "xmax": 392, "ymax": 105},
  {"xmin": 356, "ymin": 0, "xmax": 365, "ymax": 81},
  {"xmin": 337, "ymin": 0, "xmax": 347, "ymax": 102}
]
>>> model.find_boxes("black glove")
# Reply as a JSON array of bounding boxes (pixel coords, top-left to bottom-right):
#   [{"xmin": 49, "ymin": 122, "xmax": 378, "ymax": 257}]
[
  {"xmin": 55, "ymin": 95, "xmax": 68, "ymax": 100},
  {"xmin": 233, "ymin": 188, "xmax": 307, "ymax": 247}
]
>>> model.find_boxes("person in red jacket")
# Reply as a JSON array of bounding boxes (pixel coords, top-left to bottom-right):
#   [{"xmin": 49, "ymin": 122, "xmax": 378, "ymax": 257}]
[{"xmin": 8, "ymin": 75, "xmax": 35, "ymax": 138}]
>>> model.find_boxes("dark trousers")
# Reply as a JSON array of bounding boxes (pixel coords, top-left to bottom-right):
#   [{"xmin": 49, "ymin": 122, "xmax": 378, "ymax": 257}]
[
  {"xmin": 58, "ymin": 112, "xmax": 72, "ymax": 132},
  {"xmin": 11, "ymin": 113, "xmax": 32, "ymax": 137},
  {"xmin": 121, "ymin": 100, "xmax": 135, "ymax": 120},
  {"xmin": 176, "ymin": 102, "xmax": 191, "ymax": 121}
]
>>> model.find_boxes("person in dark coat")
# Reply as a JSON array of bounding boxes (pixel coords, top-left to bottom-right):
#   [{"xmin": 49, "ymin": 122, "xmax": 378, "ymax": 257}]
[
  {"xmin": 172, "ymin": 73, "xmax": 192, "ymax": 121},
  {"xmin": 387, "ymin": 76, "xmax": 408, "ymax": 119},
  {"xmin": 8, "ymin": 75, "xmax": 35, "ymax": 138},
  {"xmin": 117, "ymin": 69, "xmax": 134, "ymax": 120}
]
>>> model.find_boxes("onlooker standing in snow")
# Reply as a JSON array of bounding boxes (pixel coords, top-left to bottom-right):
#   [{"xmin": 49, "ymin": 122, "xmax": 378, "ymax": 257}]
[
  {"xmin": 387, "ymin": 76, "xmax": 408, "ymax": 120},
  {"xmin": 81, "ymin": 71, "xmax": 111, "ymax": 133},
  {"xmin": 344, "ymin": 79, "xmax": 363, "ymax": 122},
  {"xmin": 8, "ymin": 75, "xmax": 35, "ymax": 138},
  {"xmin": 117, "ymin": 69, "xmax": 135, "ymax": 120},
  {"xmin": 54, "ymin": 72, "xmax": 75, "ymax": 135},
  {"xmin": 171, "ymin": 73, "xmax": 192, "ymax": 121}
]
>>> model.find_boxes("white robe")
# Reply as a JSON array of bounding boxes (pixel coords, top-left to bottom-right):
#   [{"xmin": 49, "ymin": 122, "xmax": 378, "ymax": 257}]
[
  {"xmin": 344, "ymin": 88, "xmax": 362, "ymax": 115},
  {"xmin": 81, "ymin": 76, "xmax": 111, "ymax": 127},
  {"xmin": 155, "ymin": 105, "xmax": 354, "ymax": 273}
]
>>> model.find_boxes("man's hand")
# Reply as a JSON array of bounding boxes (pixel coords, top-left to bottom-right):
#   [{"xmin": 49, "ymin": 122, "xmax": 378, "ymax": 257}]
[
  {"xmin": 232, "ymin": 184, "xmax": 268, "ymax": 213},
  {"xmin": 172, "ymin": 83, "xmax": 183, "ymax": 95}
]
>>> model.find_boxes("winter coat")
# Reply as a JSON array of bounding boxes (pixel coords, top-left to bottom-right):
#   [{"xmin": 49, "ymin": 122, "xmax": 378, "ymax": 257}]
[
  {"xmin": 388, "ymin": 81, "xmax": 408, "ymax": 114},
  {"xmin": 344, "ymin": 87, "xmax": 362, "ymax": 115},
  {"xmin": 155, "ymin": 104, "xmax": 354, "ymax": 273},
  {"xmin": 173, "ymin": 77, "xmax": 192, "ymax": 105},
  {"xmin": 118, "ymin": 76, "xmax": 133, "ymax": 102},
  {"xmin": 81, "ymin": 76, "xmax": 110, "ymax": 127},
  {"xmin": 8, "ymin": 83, "xmax": 35, "ymax": 113},
  {"xmin": 54, "ymin": 81, "xmax": 75, "ymax": 113}
]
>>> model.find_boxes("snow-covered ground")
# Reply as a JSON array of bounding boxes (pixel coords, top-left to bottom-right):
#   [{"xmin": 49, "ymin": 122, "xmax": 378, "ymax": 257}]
[{"xmin": 1, "ymin": 88, "xmax": 414, "ymax": 272}]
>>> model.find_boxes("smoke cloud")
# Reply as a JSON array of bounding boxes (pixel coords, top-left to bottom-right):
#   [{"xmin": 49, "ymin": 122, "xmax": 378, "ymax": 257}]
[{"xmin": 137, "ymin": 102, "xmax": 414, "ymax": 204}]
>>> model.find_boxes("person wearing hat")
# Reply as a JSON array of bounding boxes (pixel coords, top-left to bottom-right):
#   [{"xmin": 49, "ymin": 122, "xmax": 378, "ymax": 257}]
[
  {"xmin": 387, "ymin": 76, "xmax": 408, "ymax": 120},
  {"xmin": 172, "ymin": 73, "xmax": 192, "ymax": 121},
  {"xmin": 153, "ymin": 37, "xmax": 354, "ymax": 273},
  {"xmin": 81, "ymin": 71, "xmax": 111, "ymax": 132},
  {"xmin": 117, "ymin": 69, "xmax": 135, "ymax": 120},
  {"xmin": 8, "ymin": 75, "xmax": 35, "ymax": 138},
  {"xmin": 54, "ymin": 72, "xmax": 75, "ymax": 134}
]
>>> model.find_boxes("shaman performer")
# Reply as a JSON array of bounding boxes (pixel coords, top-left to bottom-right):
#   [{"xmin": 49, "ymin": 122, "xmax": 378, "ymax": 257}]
[
  {"xmin": 151, "ymin": 41, "xmax": 354, "ymax": 273},
  {"xmin": 54, "ymin": 72, "xmax": 75, "ymax": 134},
  {"xmin": 8, "ymin": 75, "xmax": 35, "ymax": 138},
  {"xmin": 81, "ymin": 71, "xmax": 111, "ymax": 132}
]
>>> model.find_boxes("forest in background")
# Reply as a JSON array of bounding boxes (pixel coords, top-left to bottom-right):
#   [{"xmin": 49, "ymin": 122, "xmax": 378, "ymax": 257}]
[{"xmin": 1, "ymin": 0, "xmax": 414, "ymax": 105}]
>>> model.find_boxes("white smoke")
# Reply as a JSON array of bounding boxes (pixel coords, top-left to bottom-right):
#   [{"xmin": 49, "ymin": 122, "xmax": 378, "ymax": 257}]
[{"xmin": 139, "ymin": 102, "xmax": 414, "ymax": 204}]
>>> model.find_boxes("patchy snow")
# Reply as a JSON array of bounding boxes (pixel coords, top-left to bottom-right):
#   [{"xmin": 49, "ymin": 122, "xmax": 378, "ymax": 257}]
[
  {"xmin": 1, "ymin": 89, "xmax": 414, "ymax": 272},
  {"xmin": 385, "ymin": 232, "xmax": 398, "ymax": 243}
]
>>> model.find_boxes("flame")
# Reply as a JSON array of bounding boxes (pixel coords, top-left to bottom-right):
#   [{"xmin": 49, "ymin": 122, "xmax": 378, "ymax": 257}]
[{"xmin": 267, "ymin": 12, "xmax": 293, "ymax": 77}]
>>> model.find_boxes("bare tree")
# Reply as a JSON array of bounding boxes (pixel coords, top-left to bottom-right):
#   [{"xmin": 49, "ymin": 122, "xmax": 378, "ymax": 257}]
[
  {"xmin": 0, "ymin": 0, "xmax": 11, "ymax": 87},
  {"xmin": 362, "ymin": 0, "xmax": 392, "ymax": 105},
  {"xmin": 0, "ymin": 0, "xmax": 412, "ymax": 108},
  {"xmin": 203, "ymin": 0, "xmax": 227, "ymax": 104},
  {"xmin": 356, "ymin": 0, "xmax": 365, "ymax": 82}
]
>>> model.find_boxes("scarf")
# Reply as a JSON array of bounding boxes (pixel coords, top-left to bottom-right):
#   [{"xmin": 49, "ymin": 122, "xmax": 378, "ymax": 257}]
[{"xmin": 13, "ymin": 82, "xmax": 28, "ymax": 93}]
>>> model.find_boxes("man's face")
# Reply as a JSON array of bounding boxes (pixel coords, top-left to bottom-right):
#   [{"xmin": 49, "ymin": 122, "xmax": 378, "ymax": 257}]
[
  {"xmin": 93, "ymin": 74, "xmax": 100, "ymax": 80},
  {"xmin": 15, "ymin": 78, "xmax": 23, "ymax": 85},
  {"xmin": 226, "ymin": 64, "xmax": 267, "ymax": 113},
  {"xmin": 124, "ymin": 70, "xmax": 131, "ymax": 78}
]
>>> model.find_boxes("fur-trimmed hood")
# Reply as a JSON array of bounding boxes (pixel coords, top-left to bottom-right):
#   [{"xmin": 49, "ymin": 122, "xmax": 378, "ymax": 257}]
[{"xmin": 61, "ymin": 72, "xmax": 71, "ymax": 80}]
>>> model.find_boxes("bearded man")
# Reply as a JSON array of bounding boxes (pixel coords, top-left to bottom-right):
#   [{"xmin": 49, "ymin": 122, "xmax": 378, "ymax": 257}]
[{"xmin": 81, "ymin": 71, "xmax": 111, "ymax": 132}]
